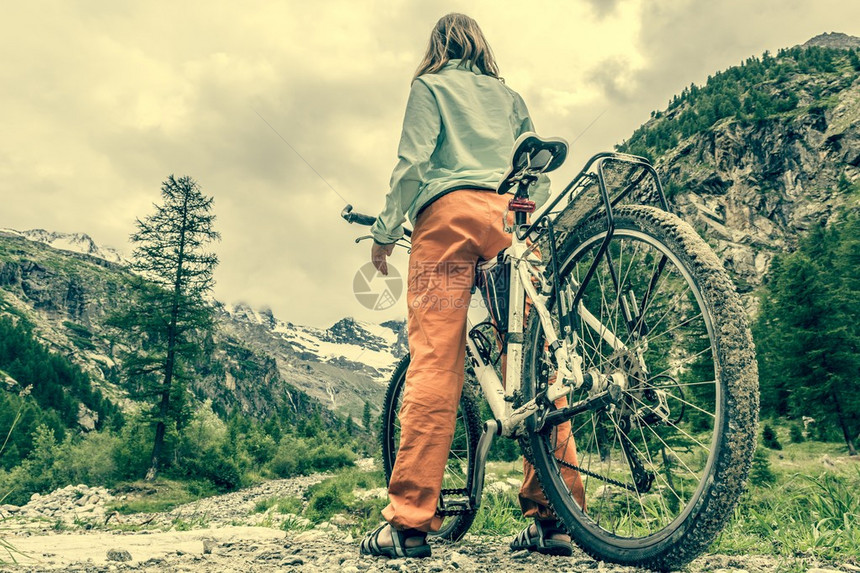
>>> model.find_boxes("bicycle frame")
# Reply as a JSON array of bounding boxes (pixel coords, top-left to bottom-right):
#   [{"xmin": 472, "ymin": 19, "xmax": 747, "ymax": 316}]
[
  {"xmin": 467, "ymin": 230, "xmax": 620, "ymax": 438},
  {"xmin": 466, "ymin": 152, "xmax": 670, "ymax": 439}
]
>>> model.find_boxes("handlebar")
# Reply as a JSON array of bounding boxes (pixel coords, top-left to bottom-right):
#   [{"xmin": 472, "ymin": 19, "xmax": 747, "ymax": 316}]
[{"xmin": 341, "ymin": 204, "xmax": 412, "ymax": 238}]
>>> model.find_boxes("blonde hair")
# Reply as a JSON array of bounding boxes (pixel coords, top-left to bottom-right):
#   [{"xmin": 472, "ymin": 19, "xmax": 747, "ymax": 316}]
[{"xmin": 413, "ymin": 13, "xmax": 501, "ymax": 81}]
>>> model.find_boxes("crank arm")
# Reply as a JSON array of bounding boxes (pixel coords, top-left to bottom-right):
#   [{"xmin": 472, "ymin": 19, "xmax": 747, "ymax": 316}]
[{"xmin": 437, "ymin": 419, "xmax": 500, "ymax": 517}]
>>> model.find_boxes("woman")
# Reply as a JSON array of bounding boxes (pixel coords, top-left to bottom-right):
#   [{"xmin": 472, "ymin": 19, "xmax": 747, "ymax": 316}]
[{"xmin": 361, "ymin": 13, "xmax": 584, "ymax": 559}]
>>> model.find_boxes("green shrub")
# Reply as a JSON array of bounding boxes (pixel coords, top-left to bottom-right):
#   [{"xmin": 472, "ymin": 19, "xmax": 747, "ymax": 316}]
[
  {"xmin": 470, "ymin": 490, "xmax": 527, "ymax": 535},
  {"xmin": 266, "ymin": 437, "xmax": 355, "ymax": 478},
  {"xmin": 173, "ymin": 408, "xmax": 245, "ymax": 490},
  {"xmin": 789, "ymin": 423, "xmax": 805, "ymax": 444},
  {"xmin": 54, "ymin": 430, "xmax": 120, "ymax": 486},
  {"xmin": 112, "ymin": 417, "xmax": 154, "ymax": 480},
  {"xmin": 762, "ymin": 424, "xmax": 782, "ymax": 450},
  {"xmin": 242, "ymin": 427, "xmax": 277, "ymax": 466},
  {"xmin": 749, "ymin": 448, "xmax": 776, "ymax": 486},
  {"xmin": 253, "ymin": 495, "xmax": 303, "ymax": 515},
  {"xmin": 303, "ymin": 469, "xmax": 385, "ymax": 525}
]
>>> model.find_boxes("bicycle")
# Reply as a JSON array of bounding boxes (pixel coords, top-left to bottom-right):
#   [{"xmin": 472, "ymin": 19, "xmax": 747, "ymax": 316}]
[{"xmin": 341, "ymin": 133, "xmax": 758, "ymax": 571}]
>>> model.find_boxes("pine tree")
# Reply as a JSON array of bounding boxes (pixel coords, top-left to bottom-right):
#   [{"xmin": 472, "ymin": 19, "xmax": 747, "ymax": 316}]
[
  {"xmin": 755, "ymin": 211, "xmax": 860, "ymax": 455},
  {"xmin": 362, "ymin": 401, "xmax": 372, "ymax": 432},
  {"xmin": 111, "ymin": 175, "xmax": 219, "ymax": 479}
]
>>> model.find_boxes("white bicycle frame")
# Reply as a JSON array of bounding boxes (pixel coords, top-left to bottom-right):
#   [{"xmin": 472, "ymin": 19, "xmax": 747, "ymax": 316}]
[{"xmin": 465, "ymin": 216, "xmax": 632, "ymax": 438}]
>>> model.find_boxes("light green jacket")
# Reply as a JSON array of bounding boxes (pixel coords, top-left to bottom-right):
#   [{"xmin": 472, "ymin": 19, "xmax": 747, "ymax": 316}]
[{"xmin": 371, "ymin": 59, "xmax": 550, "ymax": 244}]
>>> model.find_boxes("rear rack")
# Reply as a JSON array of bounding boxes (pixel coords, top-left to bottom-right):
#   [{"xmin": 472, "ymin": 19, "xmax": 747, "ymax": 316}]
[
  {"xmin": 525, "ymin": 151, "xmax": 669, "ymax": 239},
  {"xmin": 523, "ymin": 152, "xmax": 671, "ymax": 341}
]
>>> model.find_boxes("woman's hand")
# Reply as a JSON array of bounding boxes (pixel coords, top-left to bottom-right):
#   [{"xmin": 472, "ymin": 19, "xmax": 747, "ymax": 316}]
[{"xmin": 371, "ymin": 241, "xmax": 395, "ymax": 276}]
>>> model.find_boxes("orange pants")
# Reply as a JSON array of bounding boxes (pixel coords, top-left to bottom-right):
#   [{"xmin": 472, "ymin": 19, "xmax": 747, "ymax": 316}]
[{"xmin": 382, "ymin": 189, "xmax": 585, "ymax": 532}]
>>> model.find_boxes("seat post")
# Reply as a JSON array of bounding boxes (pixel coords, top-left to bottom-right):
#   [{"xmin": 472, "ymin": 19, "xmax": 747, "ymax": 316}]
[{"xmin": 509, "ymin": 181, "xmax": 536, "ymax": 226}]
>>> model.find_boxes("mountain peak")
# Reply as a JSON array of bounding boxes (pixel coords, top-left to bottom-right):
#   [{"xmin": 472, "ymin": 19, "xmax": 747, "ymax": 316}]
[
  {"xmin": 802, "ymin": 32, "xmax": 860, "ymax": 50},
  {"xmin": 0, "ymin": 228, "xmax": 126, "ymax": 265}
]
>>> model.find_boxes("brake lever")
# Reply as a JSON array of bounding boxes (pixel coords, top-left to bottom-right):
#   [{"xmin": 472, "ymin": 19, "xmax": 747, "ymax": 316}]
[{"xmin": 354, "ymin": 235, "xmax": 412, "ymax": 253}]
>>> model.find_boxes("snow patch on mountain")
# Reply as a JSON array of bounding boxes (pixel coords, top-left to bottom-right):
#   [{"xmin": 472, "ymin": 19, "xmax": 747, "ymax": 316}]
[
  {"xmin": 225, "ymin": 303, "xmax": 403, "ymax": 379},
  {"xmin": 1, "ymin": 229, "xmax": 126, "ymax": 265}
]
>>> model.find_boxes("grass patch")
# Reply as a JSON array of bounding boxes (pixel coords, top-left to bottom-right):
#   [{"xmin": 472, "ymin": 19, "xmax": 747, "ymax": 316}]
[
  {"xmin": 252, "ymin": 495, "xmax": 303, "ymax": 515},
  {"xmin": 471, "ymin": 490, "xmax": 528, "ymax": 536},
  {"xmin": 107, "ymin": 478, "xmax": 218, "ymax": 515},
  {"xmin": 711, "ymin": 444, "xmax": 860, "ymax": 566},
  {"xmin": 303, "ymin": 467, "xmax": 386, "ymax": 532}
]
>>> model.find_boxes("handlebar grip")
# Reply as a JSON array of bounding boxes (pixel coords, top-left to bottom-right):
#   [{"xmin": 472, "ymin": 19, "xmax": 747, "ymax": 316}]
[
  {"xmin": 341, "ymin": 204, "xmax": 377, "ymax": 226},
  {"xmin": 341, "ymin": 204, "xmax": 412, "ymax": 239}
]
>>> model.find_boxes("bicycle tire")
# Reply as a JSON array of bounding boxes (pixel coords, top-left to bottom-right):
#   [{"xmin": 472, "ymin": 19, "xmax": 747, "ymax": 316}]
[
  {"xmin": 521, "ymin": 205, "xmax": 758, "ymax": 570},
  {"xmin": 380, "ymin": 354, "xmax": 482, "ymax": 542}
]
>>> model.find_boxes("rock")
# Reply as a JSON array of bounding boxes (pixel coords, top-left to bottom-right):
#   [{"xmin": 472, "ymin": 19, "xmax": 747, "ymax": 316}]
[
  {"xmin": 77, "ymin": 403, "xmax": 98, "ymax": 432},
  {"xmin": 449, "ymin": 551, "xmax": 473, "ymax": 568},
  {"xmin": 293, "ymin": 529, "xmax": 327, "ymax": 542},
  {"xmin": 282, "ymin": 556, "xmax": 305, "ymax": 566},
  {"xmin": 106, "ymin": 549, "xmax": 132, "ymax": 562},
  {"xmin": 511, "ymin": 550, "xmax": 532, "ymax": 560},
  {"xmin": 331, "ymin": 514, "xmax": 353, "ymax": 526},
  {"xmin": 202, "ymin": 539, "xmax": 216, "ymax": 554}
]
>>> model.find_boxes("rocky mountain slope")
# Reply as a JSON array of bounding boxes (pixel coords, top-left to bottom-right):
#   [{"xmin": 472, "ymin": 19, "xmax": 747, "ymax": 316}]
[
  {"xmin": 0, "ymin": 230, "xmax": 405, "ymax": 425},
  {"xmin": 0, "ymin": 228, "xmax": 126, "ymax": 265},
  {"xmin": 803, "ymin": 31, "xmax": 860, "ymax": 50},
  {"xmin": 619, "ymin": 38, "xmax": 860, "ymax": 303}
]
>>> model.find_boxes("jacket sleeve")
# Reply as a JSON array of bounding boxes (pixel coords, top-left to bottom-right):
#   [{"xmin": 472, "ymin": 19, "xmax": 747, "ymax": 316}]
[
  {"xmin": 514, "ymin": 94, "xmax": 552, "ymax": 210},
  {"xmin": 371, "ymin": 79, "xmax": 440, "ymax": 244}
]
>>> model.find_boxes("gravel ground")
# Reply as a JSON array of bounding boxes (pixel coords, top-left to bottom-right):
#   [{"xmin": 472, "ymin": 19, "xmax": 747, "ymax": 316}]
[{"xmin": 0, "ymin": 459, "xmax": 850, "ymax": 573}]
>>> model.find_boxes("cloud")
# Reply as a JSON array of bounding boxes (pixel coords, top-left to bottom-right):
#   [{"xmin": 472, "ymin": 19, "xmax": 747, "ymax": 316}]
[
  {"xmin": 582, "ymin": 0, "xmax": 624, "ymax": 19},
  {"xmin": 586, "ymin": 56, "xmax": 641, "ymax": 103},
  {"xmin": 1, "ymin": 0, "xmax": 858, "ymax": 328}
]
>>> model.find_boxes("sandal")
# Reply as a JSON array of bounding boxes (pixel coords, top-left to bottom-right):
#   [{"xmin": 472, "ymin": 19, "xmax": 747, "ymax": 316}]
[
  {"xmin": 359, "ymin": 523, "xmax": 431, "ymax": 559},
  {"xmin": 510, "ymin": 518, "xmax": 573, "ymax": 556}
]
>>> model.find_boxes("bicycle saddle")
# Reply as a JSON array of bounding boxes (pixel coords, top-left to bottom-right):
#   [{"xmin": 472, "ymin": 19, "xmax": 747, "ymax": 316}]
[{"xmin": 497, "ymin": 132, "xmax": 568, "ymax": 195}]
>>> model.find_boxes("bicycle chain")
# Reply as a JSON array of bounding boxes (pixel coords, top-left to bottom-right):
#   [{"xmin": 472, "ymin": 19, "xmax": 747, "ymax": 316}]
[{"xmin": 553, "ymin": 453, "xmax": 640, "ymax": 492}]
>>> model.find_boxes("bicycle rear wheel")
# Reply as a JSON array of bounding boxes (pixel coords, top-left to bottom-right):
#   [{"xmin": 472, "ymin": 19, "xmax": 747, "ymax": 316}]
[
  {"xmin": 521, "ymin": 205, "xmax": 758, "ymax": 570},
  {"xmin": 380, "ymin": 355, "xmax": 482, "ymax": 542}
]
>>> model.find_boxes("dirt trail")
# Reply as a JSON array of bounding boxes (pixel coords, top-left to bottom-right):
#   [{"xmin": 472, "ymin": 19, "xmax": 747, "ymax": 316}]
[{"xmin": 0, "ymin": 463, "xmax": 838, "ymax": 573}]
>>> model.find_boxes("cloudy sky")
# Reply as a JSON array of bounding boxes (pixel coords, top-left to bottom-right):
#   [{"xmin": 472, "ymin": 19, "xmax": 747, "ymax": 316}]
[{"xmin": 2, "ymin": 0, "xmax": 858, "ymax": 328}]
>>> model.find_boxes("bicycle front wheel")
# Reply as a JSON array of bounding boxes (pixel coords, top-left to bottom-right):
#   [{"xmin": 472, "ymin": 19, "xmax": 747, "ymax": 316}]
[
  {"xmin": 521, "ymin": 205, "xmax": 758, "ymax": 570},
  {"xmin": 380, "ymin": 355, "xmax": 482, "ymax": 542}
]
